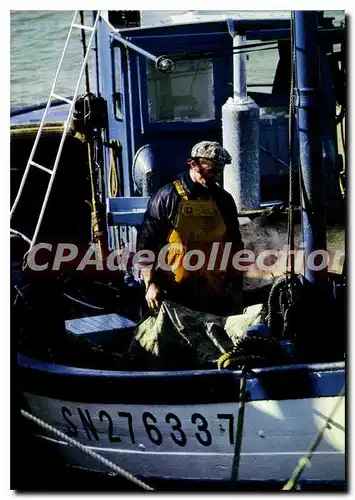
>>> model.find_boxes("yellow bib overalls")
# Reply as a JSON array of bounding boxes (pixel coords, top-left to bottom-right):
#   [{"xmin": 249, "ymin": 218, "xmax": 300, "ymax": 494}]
[{"xmin": 164, "ymin": 180, "xmax": 241, "ymax": 314}]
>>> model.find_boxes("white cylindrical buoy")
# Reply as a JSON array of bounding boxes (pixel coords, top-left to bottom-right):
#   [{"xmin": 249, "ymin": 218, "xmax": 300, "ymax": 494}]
[{"xmin": 222, "ymin": 96, "xmax": 260, "ymax": 211}]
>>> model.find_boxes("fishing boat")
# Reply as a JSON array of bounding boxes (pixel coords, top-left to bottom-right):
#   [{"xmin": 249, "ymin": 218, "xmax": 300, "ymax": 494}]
[{"xmin": 11, "ymin": 10, "xmax": 346, "ymax": 490}]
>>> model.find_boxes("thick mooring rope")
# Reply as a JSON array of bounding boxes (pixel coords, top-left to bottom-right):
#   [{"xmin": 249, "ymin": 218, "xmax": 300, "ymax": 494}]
[
  {"xmin": 282, "ymin": 385, "xmax": 345, "ymax": 490},
  {"xmin": 21, "ymin": 409, "xmax": 154, "ymax": 491}
]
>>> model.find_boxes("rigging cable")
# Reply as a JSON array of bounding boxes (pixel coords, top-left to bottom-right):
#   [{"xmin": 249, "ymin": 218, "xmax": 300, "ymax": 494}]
[
  {"xmin": 282, "ymin": 385, "xmax": 345, "ymax": 490},
  {"xmin": 168, "ymin": 25, "xmax": 343, "ymax": 62},
  {"xmin": 264, "ymin": 15, "xmax": 304, "ymax": 340},
  {"xmin": 21, "ymin": 409, "xmax": 154, "ymax": 491},
  {"xmin": 287, "ymin": 11, "xmax": 297, "ymax": 281},
  {"xmin": 266, "ymin": 11, "xmax": 299, "ymax": 340},
  {"xmin": 171, "ymin": 41, "xmax": 279, "ymax": 62}
]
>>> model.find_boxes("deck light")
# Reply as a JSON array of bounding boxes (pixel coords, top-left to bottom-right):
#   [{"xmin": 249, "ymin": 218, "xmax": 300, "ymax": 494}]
[{"xmin": 155, "ymin": 56, "xmax": 176, "ymax": 74}]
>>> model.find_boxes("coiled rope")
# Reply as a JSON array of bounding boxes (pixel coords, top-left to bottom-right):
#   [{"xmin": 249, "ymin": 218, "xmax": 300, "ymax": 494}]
[
  {"xmin": 265, "ymin": 16, "xmax": 300, "ymax": 340},
  {"xmin": 218, "ymin": 334, "xmax": 290, "ymax": 370},
  {"xmin": 267, "ymin": 275, "xmax": 289, "ymax": 338},
  {"xmin": 21, "ymin": 409, "xmax": 154, "ymax": 491}
]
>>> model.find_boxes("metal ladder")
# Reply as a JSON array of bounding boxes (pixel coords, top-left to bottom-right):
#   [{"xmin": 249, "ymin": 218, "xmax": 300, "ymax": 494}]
[{"xmin": 10, "ymin": 10, "xmax": 101, "ymax": 250}]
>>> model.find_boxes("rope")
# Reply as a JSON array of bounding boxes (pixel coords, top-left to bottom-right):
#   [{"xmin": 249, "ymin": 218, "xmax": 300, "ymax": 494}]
[
  {"xmin": 108, "ymin": 146, "xmax": 119, "ymax": 198},
  {"xmin": 267, "ymin": 274, "xmax": 306, "ymax": 339},
  {"xmin": 21, "ymin": 409, "xmax": 154, "ymax": 491},
  {"xmin": 167, "ymin": 29, "xmax": 341, "ymax": 63},
  {"xmin": 218, "ymin": 333, "xmax": 291, "ymax": 369},
  {"xmin": 236, "ymin": 204, "xmax": 288, "ymax": 218},
  {"xmin": 231, "ymin": 366, "xmax": 248, "ymax": 482},
  {"xmin": 259, "ymin": 145, "xmax": 289, "ymax": 169},
  {"xmin": 282, "ymin": 385, "xmax": 345, "ymax": 490},
  {"xmin": 86, "ymin": 135, "xmax": 104, "ymax": 258},
  {"xmin": 287, "ymin": 11, "xmax": 296, "ymax": 280},
  {"xmin": 337, "ymin": 105, "xmax": 346, "ymax": 199},
  {"xmin": 62, "ymin": 292, "xmax": 105, "ymax": 310},
  {"xmin": 170, "ymin": 41, "xmax": 279, "ymax": 62},
  {"xmin": 79, "ymin": 12, "xmax": 106, "ymax": 258},
  {"xmin": 218, "ymin": 352, "xmax": 264, "ymax": 370}
]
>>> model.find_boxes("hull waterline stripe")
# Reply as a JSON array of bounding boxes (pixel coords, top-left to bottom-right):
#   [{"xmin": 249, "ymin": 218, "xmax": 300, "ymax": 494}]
[{"xmin": 37, "ymin": 434, "xmax": 344, "ymax": 456}]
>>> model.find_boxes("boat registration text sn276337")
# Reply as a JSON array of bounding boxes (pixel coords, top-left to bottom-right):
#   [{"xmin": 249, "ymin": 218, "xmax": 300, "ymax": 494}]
[
  {"xmin": 61, "ymin": 406, "xmax": 236, "ymax": 447},
  {"xmin": 25, "ymin": 395, "xmax": 240, "ymax": 451}
]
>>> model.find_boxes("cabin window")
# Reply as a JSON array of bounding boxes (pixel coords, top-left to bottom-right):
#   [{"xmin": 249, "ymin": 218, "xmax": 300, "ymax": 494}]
[
  {"xmin": 146, "ymin": 58, "xmax": 215, "ymax": 122},
  {"xmin": 246, "ymin": 42, "xmax": 280, "ymax": 98}
]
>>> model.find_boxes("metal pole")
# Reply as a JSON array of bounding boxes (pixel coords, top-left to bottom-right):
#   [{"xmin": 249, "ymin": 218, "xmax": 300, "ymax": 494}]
[
  {"xmin": 79, "ymin": 11, "xmax": 91, "ymax": 94},
  {"xmin": 294, "ymin": 11, "xmax": 327, "ymax": 284},
  {"xmin": 231, "ymin": 366, "xmax": 248, "ymax": 483},
  {"xmin": 233, "ymin": 34, "xmax": 247, "ymax": 101},
  {"xmin": 111, "ymin": 33, "xmax": 175, "ymax": 73},
  {"xmin": 223, "ymin": 20, "xmax": 260, "ymax": 211}
]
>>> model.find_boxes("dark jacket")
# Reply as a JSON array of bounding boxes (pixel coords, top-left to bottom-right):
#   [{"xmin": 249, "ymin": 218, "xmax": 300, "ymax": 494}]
[{"xmin": 137, "ymin": 171, "xmax": 243, "ymax": 259}]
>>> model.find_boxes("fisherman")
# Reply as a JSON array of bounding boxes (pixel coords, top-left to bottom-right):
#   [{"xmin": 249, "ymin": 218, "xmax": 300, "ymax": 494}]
[{"xmin": 137, "ymin": 141, "xmax": 244, "ymax": 316}]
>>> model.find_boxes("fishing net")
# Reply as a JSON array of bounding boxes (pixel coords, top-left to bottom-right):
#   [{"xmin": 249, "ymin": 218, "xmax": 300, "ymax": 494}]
[{"xmin": 124, "ymin": 300, "xmax": 267, "ymax": 370}]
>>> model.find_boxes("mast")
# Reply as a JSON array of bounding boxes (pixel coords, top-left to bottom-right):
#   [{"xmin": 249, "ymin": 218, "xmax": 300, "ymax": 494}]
[{"xmin": 294, "ymin": 11, "xmax": 328, "ymax": 285}]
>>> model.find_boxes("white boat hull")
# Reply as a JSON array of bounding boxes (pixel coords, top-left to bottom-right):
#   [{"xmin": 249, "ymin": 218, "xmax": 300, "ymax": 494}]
[{"xmin": 23, "ymin": 392, "xmax": 345, "ymax": 483}]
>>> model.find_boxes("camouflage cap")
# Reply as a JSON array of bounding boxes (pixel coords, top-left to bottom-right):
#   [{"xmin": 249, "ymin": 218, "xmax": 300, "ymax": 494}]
[{"xmin": 191, "ymin": 141, "xmax": 232, "ymax": 165}]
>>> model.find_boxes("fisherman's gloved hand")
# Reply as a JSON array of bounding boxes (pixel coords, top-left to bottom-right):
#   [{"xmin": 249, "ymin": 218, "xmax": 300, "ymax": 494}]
[{"xmin": 145, "ymin": 282, "xmax": 163, "ymax": 310}]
